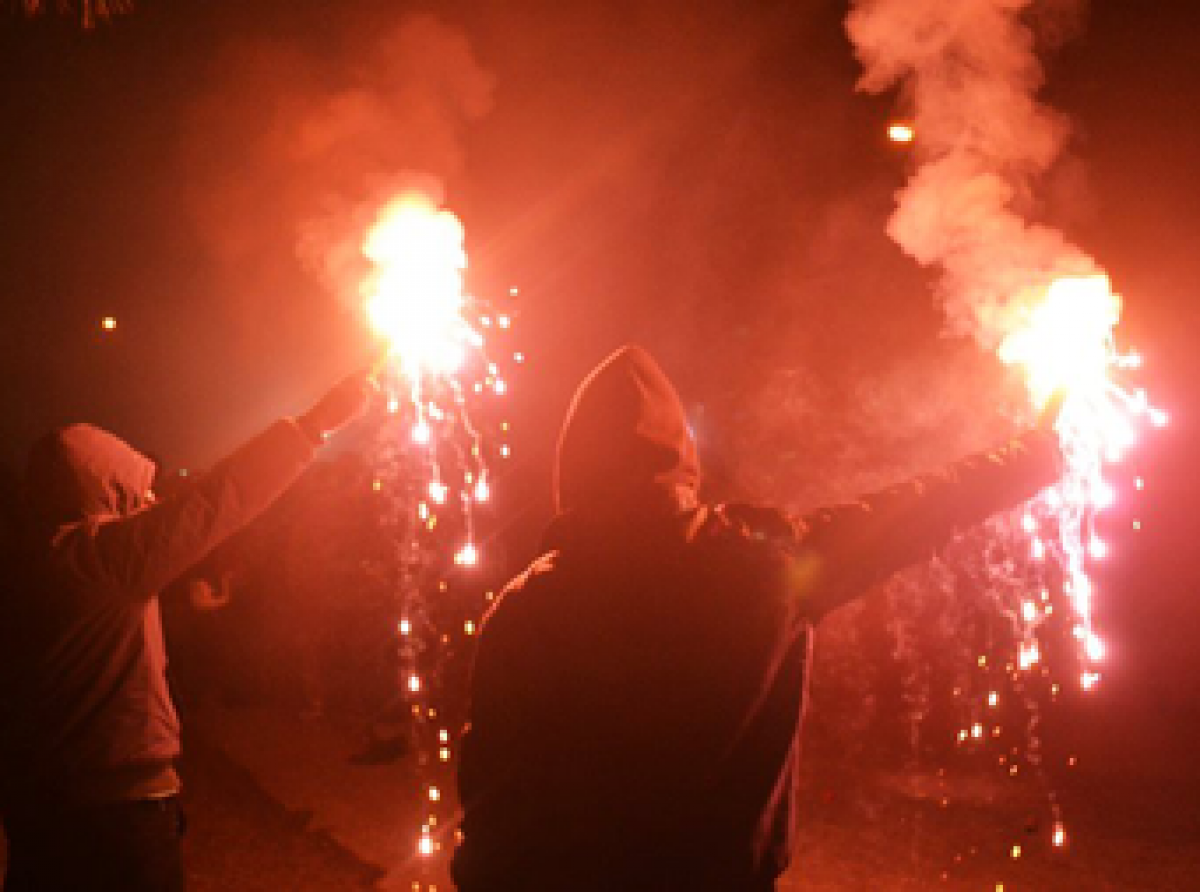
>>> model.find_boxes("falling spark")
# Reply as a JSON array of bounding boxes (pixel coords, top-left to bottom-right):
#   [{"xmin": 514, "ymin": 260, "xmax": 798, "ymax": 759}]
[
  {"xmin": 455, "ymin": 543, "xmax": 479, "ymax": 567},
  {"xmin": 100, "ymin": 316, "xmax": 117, "ymax": 332}
]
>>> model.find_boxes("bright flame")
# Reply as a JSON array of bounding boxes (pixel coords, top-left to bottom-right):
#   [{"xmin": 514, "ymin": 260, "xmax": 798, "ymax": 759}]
[
  {"xmin": 362, "ymin": 191, "xmax": 479, "ymax": 378},
  {"xmin": 999, "ymin": 275, "xmax": 1120, "ymax": 408}
]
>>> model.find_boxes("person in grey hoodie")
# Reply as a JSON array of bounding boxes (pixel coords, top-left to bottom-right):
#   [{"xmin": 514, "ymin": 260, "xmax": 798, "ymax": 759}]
[
  {"xmin": 452, "ymin": 345, "xmax": 1061, "ymax": 892},
  {"xmin": 0, "ymin": 369, "xmax": 374, "ymax": 891}
]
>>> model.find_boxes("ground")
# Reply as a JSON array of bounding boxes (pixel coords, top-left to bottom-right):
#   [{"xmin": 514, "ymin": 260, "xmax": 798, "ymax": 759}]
[{"xmin": 2, "ymin": 700, "xmax": 1197, "ymax": 890}]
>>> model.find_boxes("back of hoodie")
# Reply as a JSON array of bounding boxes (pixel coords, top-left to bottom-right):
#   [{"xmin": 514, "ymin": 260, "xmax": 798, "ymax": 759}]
[
  {"xmin": 1, "ymin": 420, "xmax": 316, "ymax": 811},
  {"xmin": 1, "ymin": 425, "xmax": 181, "ymax": 809},
  {"xmin": 455, "ymin": 347, "xmax": 806, "ymax": 889}
]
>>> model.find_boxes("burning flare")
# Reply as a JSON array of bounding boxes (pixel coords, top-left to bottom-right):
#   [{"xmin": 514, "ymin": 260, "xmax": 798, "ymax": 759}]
[{"xmin": 999, "ymin": 274, "xmax": 1166, "ymax": 687}]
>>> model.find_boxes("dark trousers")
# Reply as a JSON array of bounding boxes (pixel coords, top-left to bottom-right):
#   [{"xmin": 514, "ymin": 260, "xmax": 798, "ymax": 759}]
[{"xmin": 3, "ymin": 797, "xmax": 185, "ymax": 892}]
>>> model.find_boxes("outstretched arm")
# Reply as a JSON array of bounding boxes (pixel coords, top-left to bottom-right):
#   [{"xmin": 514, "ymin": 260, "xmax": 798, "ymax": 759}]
[
  {"xmin": 78, "ymin": 370, "xmax": 375, "ymax": 598},
  {"xmin": 787, "ymin": 426, "xmax": 1060, "ymax": 621}
]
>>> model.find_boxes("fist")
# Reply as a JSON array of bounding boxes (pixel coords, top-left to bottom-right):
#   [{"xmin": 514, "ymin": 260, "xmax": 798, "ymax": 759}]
[{"xmin": 298, "ymin": 370, "xmax": 377, "ymax": 445}]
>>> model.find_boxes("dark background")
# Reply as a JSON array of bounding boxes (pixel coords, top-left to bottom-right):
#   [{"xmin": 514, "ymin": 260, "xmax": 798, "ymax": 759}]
[{"xmin": 1, "ymin": 0, "xmax": 1197, "ymax": 721}]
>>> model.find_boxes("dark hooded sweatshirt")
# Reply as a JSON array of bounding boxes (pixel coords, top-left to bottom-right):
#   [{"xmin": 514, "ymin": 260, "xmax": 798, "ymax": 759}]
[
  {"xmin": 452, "ymin": 346, "xmax": 1060, "ymax": 891},
  {"xmin": 0, "ymin": 420, "xmax": 315, "ymax": 813}
]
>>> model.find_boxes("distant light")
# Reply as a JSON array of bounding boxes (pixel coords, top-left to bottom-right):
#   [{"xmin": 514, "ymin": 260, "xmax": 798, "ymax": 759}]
[
  {"xmin": 100, "ymin": 316, "xmax": 117, "ymax": 332},
  {"xmin": 887, "ymin": 123, "xmax": 915, "ymax": 144}
]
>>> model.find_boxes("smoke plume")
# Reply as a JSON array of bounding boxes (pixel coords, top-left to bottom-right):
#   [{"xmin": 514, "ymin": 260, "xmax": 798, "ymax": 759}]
[
  {"xmin": 181, "ymin": 12, "xmax": 493, "ymax": 318},
  {"xmin": 845, "ymin": 0, "xmax": 1092, "ymax": 350}
]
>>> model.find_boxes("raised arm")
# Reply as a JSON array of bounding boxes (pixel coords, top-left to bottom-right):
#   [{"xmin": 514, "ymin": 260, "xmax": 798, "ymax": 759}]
[{"xmin": 80, "ymin": 370, "xmax": 375, "ymax": 598}]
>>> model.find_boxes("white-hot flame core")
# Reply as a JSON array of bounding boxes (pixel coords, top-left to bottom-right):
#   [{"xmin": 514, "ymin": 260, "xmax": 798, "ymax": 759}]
[{"xmin": 363, "ymin": 191, "xmax": 478, "ymax": 379}]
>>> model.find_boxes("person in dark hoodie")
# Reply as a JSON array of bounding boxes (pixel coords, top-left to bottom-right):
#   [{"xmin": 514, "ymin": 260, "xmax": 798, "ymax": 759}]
[
  {"xmin": 451, "ymin": 345, "xmax": 1062, "ymax": 892},
  {"xmin": 0, "ymin": 369, "xmax": 374, "ymax": 891}
]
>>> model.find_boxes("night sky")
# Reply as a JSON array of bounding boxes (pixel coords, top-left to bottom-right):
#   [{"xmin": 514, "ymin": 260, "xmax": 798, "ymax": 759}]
[{"xmin": 2, "ymin": 0, "xmax": 1198, "ymax": 709}]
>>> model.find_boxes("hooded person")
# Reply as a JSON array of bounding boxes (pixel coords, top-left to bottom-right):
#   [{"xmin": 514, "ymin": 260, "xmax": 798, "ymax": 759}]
[
  {"xmin": 0, "ymin": 370, "xmax": 374, "ymax": 892},
  {"xmin": 451, "ymin": 345, "xmax": 1061, "ymax": 891}
]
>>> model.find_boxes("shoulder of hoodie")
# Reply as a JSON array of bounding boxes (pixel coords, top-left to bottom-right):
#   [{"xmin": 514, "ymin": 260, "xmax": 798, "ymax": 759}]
[{"xmin": 484, "ymin": 502, "xmax": 803, "ymax": 617}]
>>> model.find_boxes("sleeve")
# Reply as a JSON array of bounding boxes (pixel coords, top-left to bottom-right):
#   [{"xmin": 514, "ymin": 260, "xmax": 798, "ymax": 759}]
[
  {"xmin": 82, "ymin": 419, "xmax": 317, "ymax": 598},
  {"xmin": 784, "ymin": 429, "xmax": 1061, "ymax": 622}
]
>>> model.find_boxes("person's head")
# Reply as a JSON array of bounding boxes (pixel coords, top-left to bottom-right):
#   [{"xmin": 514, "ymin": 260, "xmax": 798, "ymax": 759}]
[
  {"xmin": 554, "ymin": 345, "xmax": 700, "ymax": 517},
  {"xmin": 21, "ymin": 424, "xmax": 157, "ymax": 531}
]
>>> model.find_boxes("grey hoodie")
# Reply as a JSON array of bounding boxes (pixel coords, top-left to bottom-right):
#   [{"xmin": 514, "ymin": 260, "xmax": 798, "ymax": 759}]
[{"xmin": 1, "ymin": 419, "xmax": 315, "ymax": 811}]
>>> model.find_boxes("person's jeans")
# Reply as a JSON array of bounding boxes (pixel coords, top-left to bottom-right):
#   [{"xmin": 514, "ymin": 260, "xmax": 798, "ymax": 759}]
[{"xmin": 3, "ymin": 797, "xmax": 185, "ymax": 891}]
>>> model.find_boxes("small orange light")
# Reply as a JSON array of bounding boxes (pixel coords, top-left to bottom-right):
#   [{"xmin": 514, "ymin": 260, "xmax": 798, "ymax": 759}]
[
  {"xmin": 100, "ymin": 316, "xmax": 117, "ymax": 331},
  {"xmin": 887, "ymin": 123, "xmax": 915, "ymax": 144}
]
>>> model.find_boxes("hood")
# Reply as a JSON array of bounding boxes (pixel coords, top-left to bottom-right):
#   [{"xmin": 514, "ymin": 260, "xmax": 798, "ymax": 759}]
[
  {"xmin": 22, "ymin": 423, "xmax": 157, "ymax": 529},
  {"xmin": 554, "ymin": 345, "xmax": 700, "ymax": 516}
]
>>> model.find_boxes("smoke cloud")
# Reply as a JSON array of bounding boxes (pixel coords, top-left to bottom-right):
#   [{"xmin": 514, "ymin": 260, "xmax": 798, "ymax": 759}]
[
  {"xmin": 181, "ymin": 12, "xmax": 493, "ymax": 319},
  {"xmin": 845, "ymin": 0, "xmax": 1092, "ymax": 350}
]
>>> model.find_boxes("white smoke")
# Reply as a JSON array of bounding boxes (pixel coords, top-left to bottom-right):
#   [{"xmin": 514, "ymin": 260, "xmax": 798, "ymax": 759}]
[{"xmin": 845, "ymin": 0, "xmax": 1093, "ymax": 350}]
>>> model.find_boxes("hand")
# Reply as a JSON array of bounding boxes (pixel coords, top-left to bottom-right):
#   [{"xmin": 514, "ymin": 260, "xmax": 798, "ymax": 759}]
[{"xmin": 298, "ymin": 369, "xmax": 377, "ymax": 445}]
